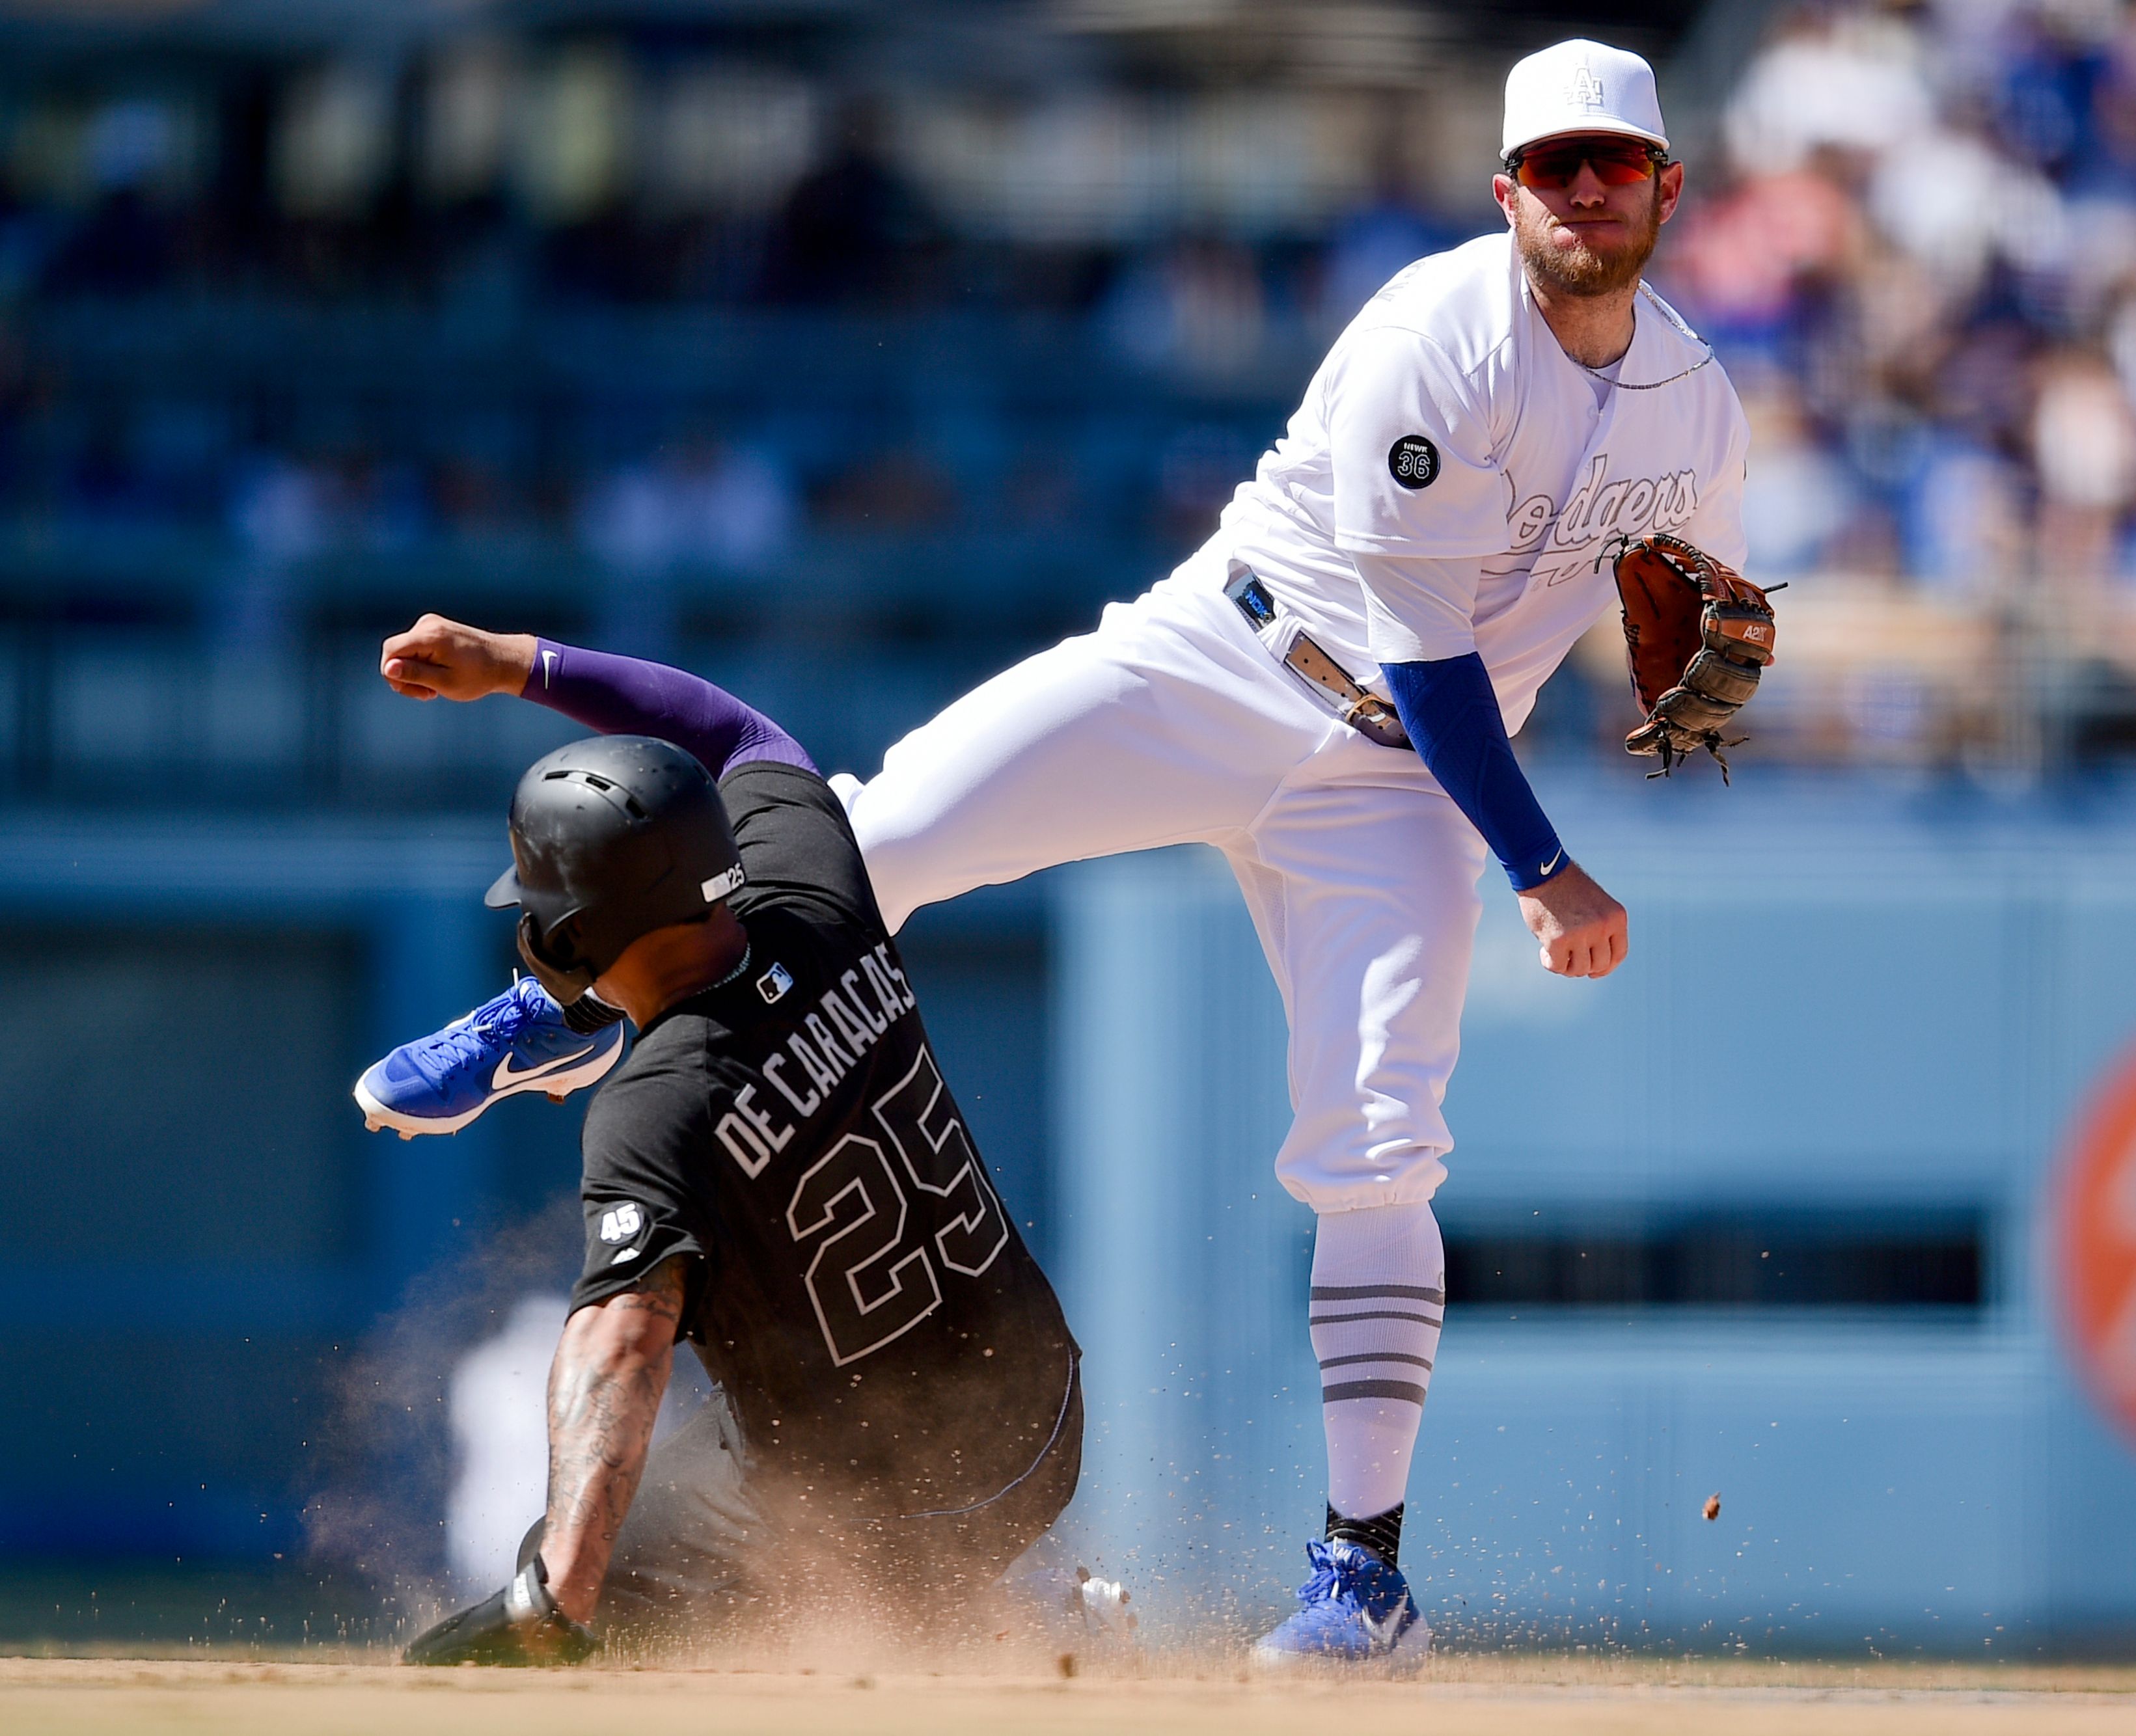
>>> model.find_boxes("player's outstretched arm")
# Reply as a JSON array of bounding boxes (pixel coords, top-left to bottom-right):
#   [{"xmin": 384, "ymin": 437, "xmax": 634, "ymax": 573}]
[
  {"xmin": 538, "ymin": 1255, "xmax": 686, "ymax": 1625},
  {"xmin": 378, "ymin": 612, "xmax": 814, "ymax": 779}
]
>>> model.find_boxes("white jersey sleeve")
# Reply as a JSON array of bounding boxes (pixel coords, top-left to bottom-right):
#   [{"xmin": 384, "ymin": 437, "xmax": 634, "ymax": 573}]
[
  {"xmin": 1326, "ymin": 324, "xmax": 1511, "ymax": 666},
  {"xmin": 1328, "ymin": 325, "xmax": 1509, "ymax": 563},
  {"xmin": 1356, "ymin": 550, "xmax": 1490, "ymax": 664}
]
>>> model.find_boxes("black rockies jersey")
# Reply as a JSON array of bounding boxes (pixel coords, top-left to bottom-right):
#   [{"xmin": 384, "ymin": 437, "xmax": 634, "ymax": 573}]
[{"xmin": 570, "ymin": 761, "xmax": 1076, "ymax": 1519}]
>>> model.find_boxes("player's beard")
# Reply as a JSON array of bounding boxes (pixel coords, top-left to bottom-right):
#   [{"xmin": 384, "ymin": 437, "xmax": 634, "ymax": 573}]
[{"xmin": 1512, "ymin": 180, "xmax": 1663, "ymax": 299}]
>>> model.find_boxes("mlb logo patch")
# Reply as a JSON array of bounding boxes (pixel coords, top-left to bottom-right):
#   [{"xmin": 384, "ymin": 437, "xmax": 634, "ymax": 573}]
[{"xmin": 758, "ymin": 961, "xmax": 795, "ymax": 1004}]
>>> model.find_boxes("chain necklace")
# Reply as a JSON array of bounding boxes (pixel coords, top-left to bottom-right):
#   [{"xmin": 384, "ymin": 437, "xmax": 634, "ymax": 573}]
[
  {"xmin": 712, "ymin": 940, "xmax": 753, "ymax": 988},
  {"xmin": 1575, "ymin": 283, "xmax": 1716, "ymax": 391}
]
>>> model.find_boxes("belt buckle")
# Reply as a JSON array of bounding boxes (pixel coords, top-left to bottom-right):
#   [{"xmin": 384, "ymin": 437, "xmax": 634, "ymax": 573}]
[{"xmin": 1345, "ymin": 698, "xmax": 1410, "ymax": 750}]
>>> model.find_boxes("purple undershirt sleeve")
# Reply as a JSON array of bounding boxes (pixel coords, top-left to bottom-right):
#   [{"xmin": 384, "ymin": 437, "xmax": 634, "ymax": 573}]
[{"xmin": 522, "ymin": 640, "xmax": 816, "ymax": 778}]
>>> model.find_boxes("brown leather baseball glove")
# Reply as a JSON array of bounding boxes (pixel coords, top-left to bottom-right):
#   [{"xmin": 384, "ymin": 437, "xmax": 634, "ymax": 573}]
[{"xmin": 1611, "ymin": 534, "xmax": 1778, "ymax": 781}]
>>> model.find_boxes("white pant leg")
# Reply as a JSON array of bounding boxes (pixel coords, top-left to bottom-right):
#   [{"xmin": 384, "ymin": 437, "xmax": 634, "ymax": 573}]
[
  {"xmin": 834, "ymin": 560, "xmax": 1486, "ymax": 1212},
  {"xmin": 1227, "ymin": 737, "xmax": 1488, "ymax": 1211},
  {"xmin": 841, "ymin": 574, "xmax": 1333, "ymax": 932}
]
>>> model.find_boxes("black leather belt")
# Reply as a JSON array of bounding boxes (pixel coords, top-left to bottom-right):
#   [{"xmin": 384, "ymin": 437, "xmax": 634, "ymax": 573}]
[{"xmin": 1224, "ymin": 568, "xmax": 1410, "ymax": 750}]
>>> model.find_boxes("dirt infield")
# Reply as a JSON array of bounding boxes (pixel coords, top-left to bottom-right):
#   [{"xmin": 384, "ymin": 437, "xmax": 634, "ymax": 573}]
[{"xmin": 4, "ymin": 1656, "xmax": 2133, "ymax": 1736}]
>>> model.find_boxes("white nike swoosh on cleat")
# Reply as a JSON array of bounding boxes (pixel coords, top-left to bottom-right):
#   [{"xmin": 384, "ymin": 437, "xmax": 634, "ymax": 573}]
[
  {"xmin": 492, "ymin": 1047, "xmax": 602, "ymax": 1091},
  {"xmin": 1358, "ymin": 1595, "xmax": 1410, "ymax": 1655}
]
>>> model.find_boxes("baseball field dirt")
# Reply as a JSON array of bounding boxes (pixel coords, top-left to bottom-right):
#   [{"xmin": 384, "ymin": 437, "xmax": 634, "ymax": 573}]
[{"xmin": 4, "ymin": 1655, "xmax": 2133, "ymax": 1736}]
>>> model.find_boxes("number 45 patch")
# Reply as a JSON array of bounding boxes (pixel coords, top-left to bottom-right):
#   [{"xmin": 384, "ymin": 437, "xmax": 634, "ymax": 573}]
[{"xmin": 599, "ymin": 1200, "xmax": 648, "ymax": 1266}]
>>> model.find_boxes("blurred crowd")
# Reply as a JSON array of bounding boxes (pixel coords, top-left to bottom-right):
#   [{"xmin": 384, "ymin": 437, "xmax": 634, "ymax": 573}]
[
  {"xmin": 1665, "ymin": 0, "xmax": 2136, "ymax": 594},
  {"xmin": 0, "ymin": 29, "xmax": 1469, "ymax": 662},
  {"xmin": 8, "ymin": 1, "xmax": 2136, "ymax": 776},
  {"xmin": 1645, "ymin": 0, "xmax": 2136, "ymax": 766},
  {"xmin": 0, "ymin": 49, "xmax": 1458, "ymax": 323}
]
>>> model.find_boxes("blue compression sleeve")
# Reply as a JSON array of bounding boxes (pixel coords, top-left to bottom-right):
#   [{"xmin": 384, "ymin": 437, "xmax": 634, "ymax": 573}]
[
  {"xmin": 525, "ymin": 640, "xmax": 816, "ymax": 779},
  {"xmin": 1382, "ymin": 655, "xmax": 1566, "ymax": 891}
]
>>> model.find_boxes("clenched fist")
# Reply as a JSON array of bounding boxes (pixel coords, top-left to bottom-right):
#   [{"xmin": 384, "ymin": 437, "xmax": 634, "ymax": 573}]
[
  {"xmin": 380, "ymin": 614, "xmax": 537, "ymax": 703},
  {"xmin": 1516, "ymin": 860, "xmax": 1628, "ymax": 979}
]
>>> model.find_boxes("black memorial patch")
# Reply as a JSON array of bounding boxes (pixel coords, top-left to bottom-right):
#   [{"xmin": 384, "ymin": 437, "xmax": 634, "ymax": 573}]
[{"xmin": 1388, "ymin": 435, "xmax": 1440, "ymax": 491}]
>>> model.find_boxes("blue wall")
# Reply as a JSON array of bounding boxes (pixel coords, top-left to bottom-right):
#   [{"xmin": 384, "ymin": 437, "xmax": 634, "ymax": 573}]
[
  {"xmin": 1048, "ymin": 771, "xmax": 2136, "ymax": 1650},
  {"xmin": 11, "ymin": 769, "xmax": 2136, "ymax": 1653},
  {"xmin": 0, "ymin": 816, "xmax": 536, "ymax": 1558}
]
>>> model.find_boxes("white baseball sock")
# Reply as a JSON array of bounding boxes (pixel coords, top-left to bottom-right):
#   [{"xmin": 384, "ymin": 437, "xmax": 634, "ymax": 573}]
[{"xmin": 1310, "ymin": 1201, "xmax": 1445, "ymax": 1545}]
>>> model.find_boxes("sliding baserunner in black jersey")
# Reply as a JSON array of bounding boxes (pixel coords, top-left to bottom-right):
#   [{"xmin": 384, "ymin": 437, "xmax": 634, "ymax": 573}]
[{"xmin": 391, "ymin": 622, "xmax": 1080, "ymax": 1664}]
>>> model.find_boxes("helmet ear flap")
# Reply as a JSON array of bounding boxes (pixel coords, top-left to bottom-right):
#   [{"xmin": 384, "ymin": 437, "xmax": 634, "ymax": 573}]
[{"xmin": 516, "ymin": 911, "xmax": 597, "ymax": 1007}]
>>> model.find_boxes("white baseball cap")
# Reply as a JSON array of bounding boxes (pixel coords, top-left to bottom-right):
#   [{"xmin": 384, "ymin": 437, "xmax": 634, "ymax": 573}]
[{"xmin": 1502, "ymin": 38, "xmax": 1669, "ymax": 160}]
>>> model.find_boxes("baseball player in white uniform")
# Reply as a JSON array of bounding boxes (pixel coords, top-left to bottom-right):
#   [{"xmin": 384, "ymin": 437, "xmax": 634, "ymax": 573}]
[{"xmin": 363, "ymin": 38, "xmax": 1747, "ymax": 1667}]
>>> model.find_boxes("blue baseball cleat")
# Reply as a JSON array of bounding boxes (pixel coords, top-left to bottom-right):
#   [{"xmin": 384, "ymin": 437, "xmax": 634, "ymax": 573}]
[
  {"xmin": 1250, "ymin": 1539, "xmax": 1431, "ymax": 1672},
  {"xmin": 353, "ymin": 977, "xmax": 624, "ymax": 1139}
]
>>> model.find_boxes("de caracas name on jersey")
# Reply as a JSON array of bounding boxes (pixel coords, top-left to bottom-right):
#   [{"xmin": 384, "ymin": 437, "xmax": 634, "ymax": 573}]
[{"xmin": 712, "ymin": 940, "xmax": 920, "ymax": 1178}]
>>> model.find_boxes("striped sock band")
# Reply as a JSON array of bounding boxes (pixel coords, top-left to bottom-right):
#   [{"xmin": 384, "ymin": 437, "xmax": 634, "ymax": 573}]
[{"xmin": 1310, "ymin": 1202, "xmax": 1445, "ymax": 1525}]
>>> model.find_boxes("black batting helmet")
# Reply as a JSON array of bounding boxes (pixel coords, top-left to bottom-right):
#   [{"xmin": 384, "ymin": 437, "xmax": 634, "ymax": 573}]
[{"xmin": 484, "ymin": 735, "xmax": 743, "ymax": 1001}]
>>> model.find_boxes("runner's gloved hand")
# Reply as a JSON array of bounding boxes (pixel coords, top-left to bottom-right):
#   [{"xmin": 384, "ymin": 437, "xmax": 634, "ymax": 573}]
[{"xmin": 402, "ymin": 1554, "xmax": 597, "ymax": 1667}]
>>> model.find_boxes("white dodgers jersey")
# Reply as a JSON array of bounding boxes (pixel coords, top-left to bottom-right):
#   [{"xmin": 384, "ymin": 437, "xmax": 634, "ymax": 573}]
[{"xmin": 1213, "ymin": 230, "xmax": 1749, "ymax": 735}]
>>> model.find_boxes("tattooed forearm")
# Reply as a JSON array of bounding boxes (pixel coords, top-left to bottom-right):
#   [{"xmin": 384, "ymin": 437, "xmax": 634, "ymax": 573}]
[{"xmin": 540, "ymin": 1257, "xmax": 687, "ymax": 1623}]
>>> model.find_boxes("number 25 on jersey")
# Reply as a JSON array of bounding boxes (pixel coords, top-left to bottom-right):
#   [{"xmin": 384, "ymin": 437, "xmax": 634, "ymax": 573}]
[{"xmin": 785, "ymin": 1046, "xmax": 1009, "ymax": 1366}]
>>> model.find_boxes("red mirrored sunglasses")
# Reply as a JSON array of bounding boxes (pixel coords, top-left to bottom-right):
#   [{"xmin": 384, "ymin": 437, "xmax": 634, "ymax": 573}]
[{"xmin": 1507, "ymin": 137, "xmax": 1666, "ymax": 191}]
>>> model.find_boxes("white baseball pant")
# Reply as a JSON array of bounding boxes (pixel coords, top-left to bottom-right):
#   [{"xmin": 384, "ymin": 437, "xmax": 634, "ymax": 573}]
[{"xmin": 835, "ymin": 551, "xmax": 1488, "ymax": 1212}]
